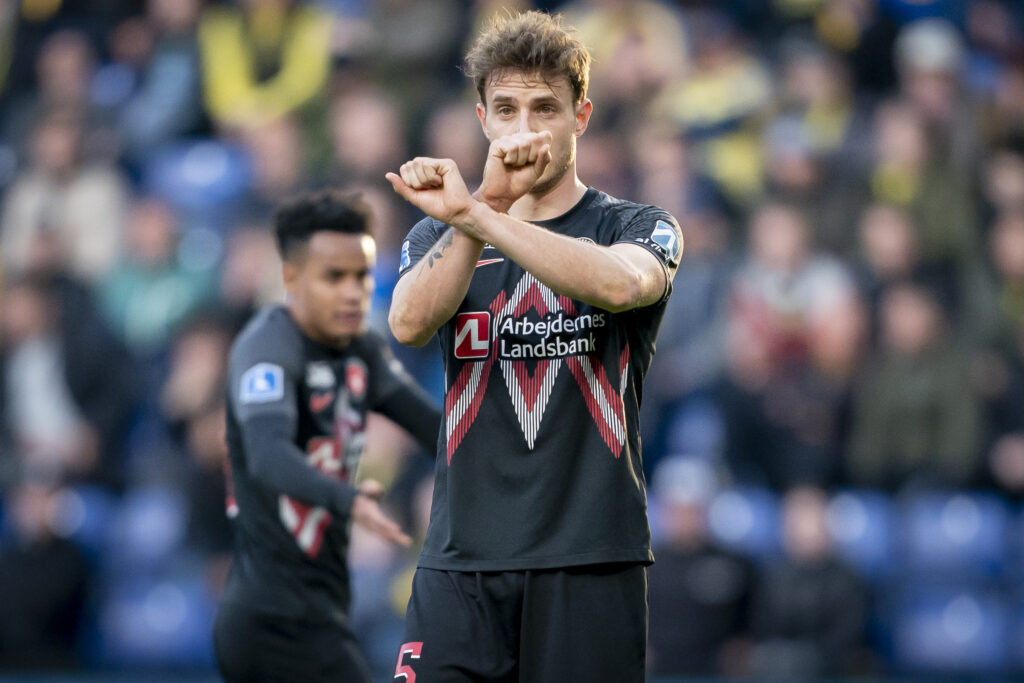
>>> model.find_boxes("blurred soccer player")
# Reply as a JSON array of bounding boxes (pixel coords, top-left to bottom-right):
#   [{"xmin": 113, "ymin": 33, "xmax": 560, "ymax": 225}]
[
  {"xmin": 387, "ymin": 11, "xmax": 683, "ymax": 682},
  {"xmin": 213, "ymin": 190, "xmax": 440, "ymax": 683}
]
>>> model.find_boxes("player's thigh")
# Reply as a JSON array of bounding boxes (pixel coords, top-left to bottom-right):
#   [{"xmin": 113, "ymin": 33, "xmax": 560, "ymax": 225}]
[
  {"xmin": 519, "ymin": 563, "xmax": 648, "ymax": 683},
  {"xmin": 214, "ymin": 602, "xmax": 370, "ymax": 683},
  {"xmin": 395, "ymin": 568, "xmax": 520, "ymax": 683}
]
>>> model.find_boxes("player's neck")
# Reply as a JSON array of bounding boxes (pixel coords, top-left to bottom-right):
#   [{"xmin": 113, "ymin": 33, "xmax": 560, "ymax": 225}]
[
  {"xmin": 284, "ymin": 304, "xmax": 352, "ymax": 350},
  {"xmin": 508, "ymin": 172, "xmax": 587, "ymax": 223}
]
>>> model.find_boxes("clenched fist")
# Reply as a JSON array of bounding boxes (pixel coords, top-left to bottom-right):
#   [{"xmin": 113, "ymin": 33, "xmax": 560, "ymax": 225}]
[
  {"xmin": 477, "ymin": 131, "xmax": 553, "ymax": 212},
  {"xmin": 386, "ymin": 157, "xmax": 475, "ymax": 227}
]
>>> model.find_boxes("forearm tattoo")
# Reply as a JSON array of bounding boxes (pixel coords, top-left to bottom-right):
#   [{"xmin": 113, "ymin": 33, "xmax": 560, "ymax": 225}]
[{"xmin": 427, "ymin": 229, "xmax": 455, "ymax": 268}]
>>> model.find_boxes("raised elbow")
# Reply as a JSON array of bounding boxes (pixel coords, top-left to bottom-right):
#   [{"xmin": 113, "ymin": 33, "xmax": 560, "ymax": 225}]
[
  {"xmin": 388, "ymin": 307, "xmax": 434, "ymax": 347},
  {"xmin": 602, "ymin": 272, "xmax": 645, "ymax": 313}
]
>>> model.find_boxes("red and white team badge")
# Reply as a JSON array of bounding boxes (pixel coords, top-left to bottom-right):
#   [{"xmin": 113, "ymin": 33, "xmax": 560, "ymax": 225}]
[
  {"xmin": 454, "ymin": 312, "xmax": 491, "ymax": 359},
  {"xmin": 345, "ymin": 359, "xmax": 368, "ymax": 399}
]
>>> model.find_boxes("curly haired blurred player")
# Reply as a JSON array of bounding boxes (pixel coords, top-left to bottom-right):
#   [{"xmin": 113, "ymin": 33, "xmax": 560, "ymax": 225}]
[
  {"xmin": 387, "ymin": 11, "xmax": 683, "ymax": 683},
  {"xmin": 213, "ymin": 190, "xmax": 440, "ymax": 683}
]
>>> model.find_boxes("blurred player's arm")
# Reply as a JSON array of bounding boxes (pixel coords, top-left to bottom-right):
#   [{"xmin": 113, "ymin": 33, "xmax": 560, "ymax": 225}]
[
  {"xmin": 367, "ymin": 337, "xmax": 442, "ymax": 455},
  {"xmin": 375, "ymin": 388, "xmax": 441, "ymax": 456},
  {"xmin": 240, "ymin": 416, "xmax": 410, "ymax": 545},
  {"xmin": 240, "ymin": 414, "xmax": 357, "ymax": 513}
]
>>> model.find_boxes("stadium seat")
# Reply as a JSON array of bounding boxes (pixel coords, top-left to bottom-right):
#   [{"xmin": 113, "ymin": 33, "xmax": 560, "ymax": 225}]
[
  {"xmin": 707, "ymin": 485, "xmax": 780, "ymax": 560},
  {"xmin": 51, "ymin": 485, "xmax": 118, "ymax": 561},
  {"xmin": 899, "ymin": 491, "xmax": 1011, "ymax": 579},
  {"xmin": 827, "ymin": 488, "xmax": 895, "ymax": 581},
  {"xmin": 1011, "ymin": 599, "xmax": 1024, "ymax": 673},
  {"xmin": 94, "ymin": 572, "xmax": 216, "ymax": 668},
  {"xmin": 104, "ymin": 486, "xmax": 187, "ymax": 575},
  {"xmin": 142, "ymin": 139, "xmax": 252, "ymax": 214},
  {"xmin": 888, "ymin": 583, "xmax": 1011, "ymax": 675},
  {"xmin": 663, "ymin": 397, "xmax": 724, "ymax": 460}
]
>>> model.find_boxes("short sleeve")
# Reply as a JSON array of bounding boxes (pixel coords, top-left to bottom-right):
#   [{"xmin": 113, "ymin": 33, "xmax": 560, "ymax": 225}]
[
  {"xmin": 398, "ymin": 217, "xmax": 446, "ymax": 278},
  {"xmin": 228, "ymin": 330, "xmax": 300, "ymax": 426},
  {"xmin": 614, "ymin": 208, "xmax": 683, "ymax": 270}
]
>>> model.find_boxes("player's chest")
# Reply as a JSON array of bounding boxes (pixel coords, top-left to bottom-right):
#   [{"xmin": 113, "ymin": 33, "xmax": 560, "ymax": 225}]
[
  {"xmin": 454, "ymin": 254, "xmax": 615, "ymax": 364},
  {"xmin": 300, "ymin": 356, "xmax": 371, "ymax": 434},
  {"xmin": 462, "ymin": 217, "xmax": 614, "ymax": 306}
]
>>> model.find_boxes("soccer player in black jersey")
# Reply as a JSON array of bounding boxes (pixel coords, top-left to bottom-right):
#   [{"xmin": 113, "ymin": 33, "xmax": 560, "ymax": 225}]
[
  {"xmin": 385, "ymin": 10, "xmax": 684, "ymax": 683},
  {"xmin": 213, "ymin": 191, "xmax": 441, "ymax": 683}
]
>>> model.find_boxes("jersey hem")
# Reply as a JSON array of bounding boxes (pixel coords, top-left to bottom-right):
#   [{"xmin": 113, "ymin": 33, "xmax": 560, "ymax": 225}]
[{"xmin": 416, "ymin": 548, "xmax": 654, "ymax": 571}]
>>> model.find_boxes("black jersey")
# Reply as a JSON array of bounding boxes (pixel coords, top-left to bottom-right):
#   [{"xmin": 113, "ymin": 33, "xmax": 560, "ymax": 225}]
[
  {"xmin": 222, "ymin": 306, "xmax": 439, "ymax": 624},
  {"xmin": 399, "ymin": 188, "xmax": 682, "ymax": 571}
]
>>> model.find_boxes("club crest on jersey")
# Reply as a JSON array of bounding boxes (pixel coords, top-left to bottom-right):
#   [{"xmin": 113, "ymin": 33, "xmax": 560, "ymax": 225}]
[
  {"xmin": 454, "ymin": 312, "xmax": 491, "ymax": 359},
  {"xmin": 240, "ymin": 363, "xmax": 284, "ymax": 404},
  {"xmin": 345, "ymin": 358, "xmax": 368, "ymax": 399},
  {"xmin": 306, "ymin": 362, "xmax": 335, "ymax": 389},
  {"xmin": 651, "ymin": 220, "xmax": 681, "ymax": 263}
]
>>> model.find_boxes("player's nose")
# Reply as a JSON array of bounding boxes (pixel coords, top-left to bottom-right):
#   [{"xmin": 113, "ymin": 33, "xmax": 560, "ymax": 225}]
[
  {"xmin": 515, "ymin": 110, "xmax": 534, "ymax": 134},
  {"xmin": 338, "ymin": 276, "xmax": 365, "ymax": 301}
]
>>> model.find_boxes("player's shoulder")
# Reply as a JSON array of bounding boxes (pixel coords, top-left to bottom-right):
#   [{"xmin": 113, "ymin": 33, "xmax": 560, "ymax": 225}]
[
  {"xmin": 346, "ymin": 327, "xmax": 389, "ymax": 359},
  {"xmin": 229, "ymin": 306, "xmax": 304, "ymax": 370},
  {"xmin": 590, "ymin": 188, "xmax": 675, "ymax": 226},
  {"xmin": 590, "ymin": 189, "xmax": 683, "ymax": 268},
  {"xmin": 409, "ymin": 215, "xmax": 449, "ymax": 235}
]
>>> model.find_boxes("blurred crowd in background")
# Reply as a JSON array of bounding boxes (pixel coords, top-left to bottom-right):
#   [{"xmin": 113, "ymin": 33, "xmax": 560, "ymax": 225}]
[{"xmin": 1, "ymin": 0, "xmax": 1024, "ymax": 680}]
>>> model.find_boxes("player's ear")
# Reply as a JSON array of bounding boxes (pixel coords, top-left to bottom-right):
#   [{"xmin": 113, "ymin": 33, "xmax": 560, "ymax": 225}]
[
  {"xmin": 574, "ymin": 99, "xmax": 593, "ymax": 137},
  {"xmin": 282, "ymin": 259, "xmax": 299, "ymax": 292},
  {"xmin": 476, "ymin": 102, "xmax": 490, "ymax": 140}
]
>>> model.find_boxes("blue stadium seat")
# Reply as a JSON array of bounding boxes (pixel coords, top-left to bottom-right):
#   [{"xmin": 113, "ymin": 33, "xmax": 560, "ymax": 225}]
[
  {"xmin": 899, "ymin": 491, "xmax": 1011, "ymax": 579},
  {"xmin": 663, "ymin": 397, "xmax": 724, "ymax": 460},
  {"xmin": 104, "ymin": 486, "xmax": 187, "ymax": 575},
  {"xmin": 827, "ymin": 488, "xmax": 895, "ymax": 581},
  {"xmin": 94, "ymin": 572, "xmax": 216, "ymax": 668},
  {"xmin": 142, "ymin": 139, "xmax": 252, "ymax": 214},
  {"xmin": 707, "ymin": 485, "xmax": 780, "ymax": 560},
  {"xmin": 888, "ymin": 583, "xmax": 1011, "ymax": 675},
  {"xmin": 1011, "ymin": 599, "xmax": 1024, "ymax": 673},
  {"xmin": 51, "ymin": 485, "xmax": 118, "ymax": 560}
]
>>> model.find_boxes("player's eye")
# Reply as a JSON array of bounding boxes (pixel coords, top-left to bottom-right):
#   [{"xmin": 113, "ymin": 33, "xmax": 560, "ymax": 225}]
[{"xmin": 496, "ymin": 106, "xmax": 515, "ymax": 116}]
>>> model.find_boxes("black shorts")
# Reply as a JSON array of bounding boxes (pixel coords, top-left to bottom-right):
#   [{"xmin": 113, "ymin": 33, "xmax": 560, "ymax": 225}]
[
  {"xmin": 394, "ymin": 563, "xmax": 648, "ymax": 683},
  {"xmin": 214, "ymin": 600, "xmax": 371, "ymax": 683}
]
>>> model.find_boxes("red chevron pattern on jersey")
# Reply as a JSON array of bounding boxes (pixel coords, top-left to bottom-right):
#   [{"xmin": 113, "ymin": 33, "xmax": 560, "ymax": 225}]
[
  {"xmin": 497, "ymin": 274, "xmax": 565, "ymax": 449},
  {"xmin": 444, "ymin": 291, "xmax": 506, "ymax": 462},
  {"xmin": 565, "ymin": 351, "xmax": 628, "ymax": 457},
  {"xmin": 279, "ymin": 497, "xmax": 331, "ymax": 557},
  {"xmin": 559, "ymin": 295, "xmax": 628, "ymax": 457}
]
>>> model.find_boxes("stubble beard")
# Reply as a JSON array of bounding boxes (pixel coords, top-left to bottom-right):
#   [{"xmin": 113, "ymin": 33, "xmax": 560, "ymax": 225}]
[{"xmin": 529, "ymin": 142, "xmax": 575, "ymax": 196}]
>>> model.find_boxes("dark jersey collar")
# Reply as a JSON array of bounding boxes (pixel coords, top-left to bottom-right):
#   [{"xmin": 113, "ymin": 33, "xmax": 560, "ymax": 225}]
[{"xmin": 531, "ymin": 187, "xmax": 600, "ymax": 232}]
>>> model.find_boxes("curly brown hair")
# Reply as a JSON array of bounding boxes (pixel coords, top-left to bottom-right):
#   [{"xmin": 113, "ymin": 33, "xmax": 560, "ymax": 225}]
[{"xmin": 463, "ymin": 10, "xmax": 590, "ymax": 106}]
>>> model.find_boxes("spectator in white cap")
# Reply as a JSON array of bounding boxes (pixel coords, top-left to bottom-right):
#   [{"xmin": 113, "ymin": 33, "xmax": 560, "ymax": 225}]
[{"xmin": 895, "ymin": 18, "xmax": 978, "ymax": 167}]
